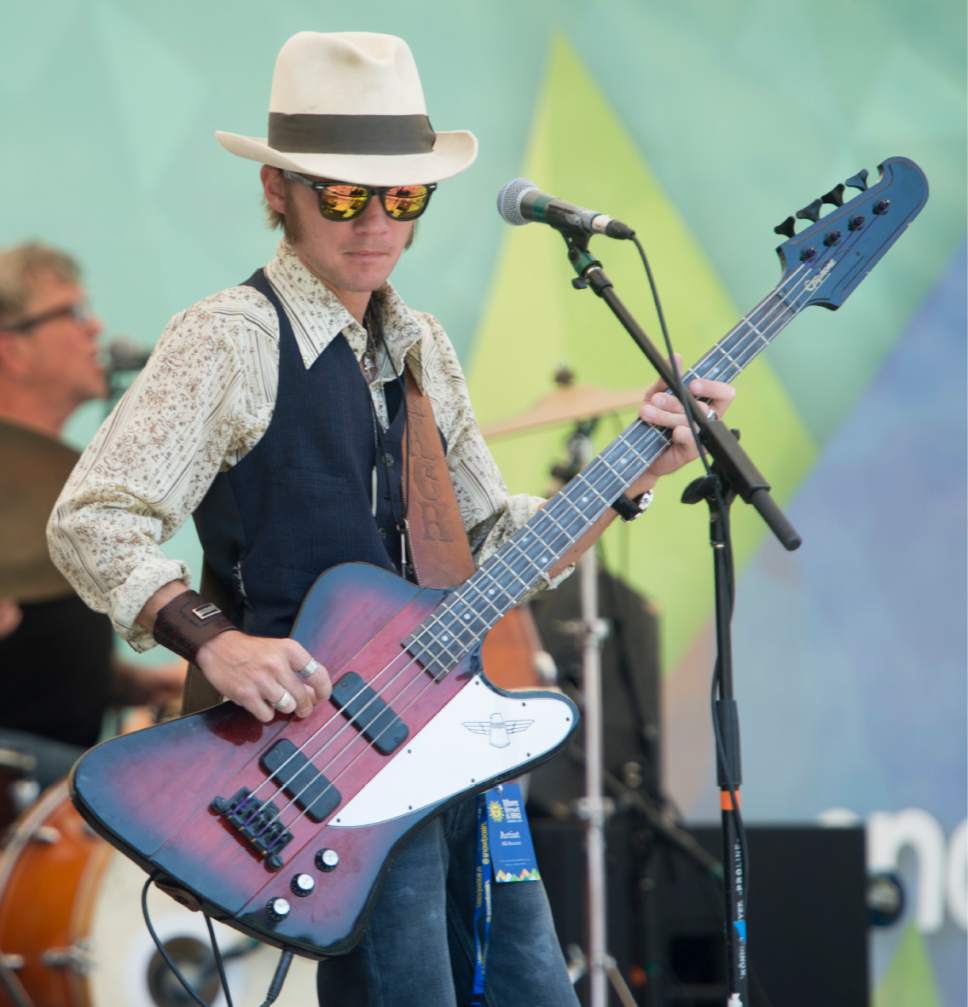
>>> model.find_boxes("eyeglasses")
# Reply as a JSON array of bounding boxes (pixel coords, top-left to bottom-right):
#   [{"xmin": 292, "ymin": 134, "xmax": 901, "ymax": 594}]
[
  {"xmin": 5, "ymin": 301, "xmax": 94, "ymax": 333},
  {"xmin": 282, "ymin": 172, "xmax": 436, "ymax": 222}
]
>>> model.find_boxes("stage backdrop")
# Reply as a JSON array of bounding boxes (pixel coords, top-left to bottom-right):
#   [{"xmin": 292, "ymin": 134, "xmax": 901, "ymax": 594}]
[{"xmin": 2, "ymin": 3, "xmax": 964, "ymax": 1004}]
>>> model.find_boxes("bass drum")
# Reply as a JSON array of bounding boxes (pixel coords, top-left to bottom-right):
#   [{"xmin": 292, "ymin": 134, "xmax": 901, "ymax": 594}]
[{"xmin": 0, "ymin": 782, "xmax": 317, "ymax": 1006}]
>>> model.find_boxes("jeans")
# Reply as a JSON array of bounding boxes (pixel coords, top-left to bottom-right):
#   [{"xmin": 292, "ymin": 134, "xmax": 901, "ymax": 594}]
[{"xmin": 316, "ymin": 796, "xmax": 579, "ymax": 1006}]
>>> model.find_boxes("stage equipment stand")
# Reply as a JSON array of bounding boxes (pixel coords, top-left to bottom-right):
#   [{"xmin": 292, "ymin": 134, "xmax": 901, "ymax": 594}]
[
  {"xmin": 568, "ymin": 427, "xmax": 638, "ymax": 1007},
  {"xmin": 559, "ymin": 230, "xmax": 800, "ymax": 1007}
]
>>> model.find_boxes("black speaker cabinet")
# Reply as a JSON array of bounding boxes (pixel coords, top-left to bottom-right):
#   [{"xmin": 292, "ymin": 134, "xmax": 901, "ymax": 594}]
[{"xmin": 530, "ymin": 819, "xmax": 869, "ymax": 1006}]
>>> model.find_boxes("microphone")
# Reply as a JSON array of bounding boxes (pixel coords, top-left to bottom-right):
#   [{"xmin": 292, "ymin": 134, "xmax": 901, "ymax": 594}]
[
  {"xmin": 104, "ymin": 337, "xmax": 152, "ymax": 373},
  {"xmin": 496, "ymin": 178, "xmax": 635, "ymax": 240}
]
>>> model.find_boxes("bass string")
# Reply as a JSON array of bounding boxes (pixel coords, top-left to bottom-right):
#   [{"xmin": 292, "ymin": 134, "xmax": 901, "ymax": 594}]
[
  {"xmin": 245, "ymin": 246, "xmax": 836, "ymax": 838},
  {"xmin": 240, "ymin": 257, "xmax": 822, "ymax": 835}
]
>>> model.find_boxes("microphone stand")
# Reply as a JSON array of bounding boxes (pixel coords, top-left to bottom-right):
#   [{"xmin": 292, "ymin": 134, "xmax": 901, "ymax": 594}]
[{"xmin": 559, "ymin": 229, "xmax": 800, "ymax": 1007}]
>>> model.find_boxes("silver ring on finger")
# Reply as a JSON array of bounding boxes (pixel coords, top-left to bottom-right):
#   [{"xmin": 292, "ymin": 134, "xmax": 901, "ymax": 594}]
[
  {"xmin": 706, "ymin": 408, "xmax": 718, "ymax": 420},
  {"xmin": 272, "ymin": 688, "xmax": 296, "ymax": 713},
  {"xmin": 296, "ymin": 657, "xmax": 321, "ymax": 681}
]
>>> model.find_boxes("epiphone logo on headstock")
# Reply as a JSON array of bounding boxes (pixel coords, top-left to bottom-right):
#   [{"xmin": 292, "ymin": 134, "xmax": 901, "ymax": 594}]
[{"xmin": 804, "ymin": 259, "xmax": 836, "ymax": 292}]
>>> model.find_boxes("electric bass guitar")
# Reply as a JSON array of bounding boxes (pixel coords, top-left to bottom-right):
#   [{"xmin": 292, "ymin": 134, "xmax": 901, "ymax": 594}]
[{"xmin": 71, "ymin": 156, "xmax": 928, "ymax": 958}]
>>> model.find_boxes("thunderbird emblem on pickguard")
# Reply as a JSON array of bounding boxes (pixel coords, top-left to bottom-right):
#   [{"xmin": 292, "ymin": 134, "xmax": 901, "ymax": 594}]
[{"xmin": 463, "ymin": 712, "xmax": 534, "ymax": 749}]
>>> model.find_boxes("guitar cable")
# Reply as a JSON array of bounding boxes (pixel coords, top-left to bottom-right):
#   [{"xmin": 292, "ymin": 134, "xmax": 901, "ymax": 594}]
[{"xmin": 141, "ymin": 872, "xmax": 236, "ymax": 1007}]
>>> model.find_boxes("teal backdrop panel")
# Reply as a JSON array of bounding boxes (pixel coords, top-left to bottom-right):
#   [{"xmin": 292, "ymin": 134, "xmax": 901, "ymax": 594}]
[{"xmin": 1, "ymin": 3, "xmax": 964, "ymax": 1004}]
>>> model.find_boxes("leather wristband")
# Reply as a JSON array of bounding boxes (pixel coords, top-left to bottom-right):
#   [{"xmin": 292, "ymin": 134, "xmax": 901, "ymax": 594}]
[
  {"xmin": 153, "ymin": 589, "xmax": 236, "ymax": 663},
  {"xmin": 611, "ymin": 489, "xmax": 655, "ymax": 522}
]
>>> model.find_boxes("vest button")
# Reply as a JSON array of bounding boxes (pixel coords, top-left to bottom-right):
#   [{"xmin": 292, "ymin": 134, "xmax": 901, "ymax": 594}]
[
  {"xmin": 383, "ymin": 453, "xmax": 395, "ymax": 466},
  {"xmin": 377, "ymin": 527, "xmax": 386, "ymax": 538}
]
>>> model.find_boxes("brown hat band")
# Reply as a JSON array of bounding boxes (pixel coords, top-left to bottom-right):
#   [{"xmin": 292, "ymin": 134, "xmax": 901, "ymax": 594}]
[{"xmin": 268, "ymin": 112, "xmax": 436, "ymax": 155}]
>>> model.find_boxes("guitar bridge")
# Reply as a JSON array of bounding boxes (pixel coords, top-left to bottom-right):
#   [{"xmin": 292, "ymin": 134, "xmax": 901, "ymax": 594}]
[{"xmin": 211, "ymin": 788, "xmax": 293, "ymax": 870}]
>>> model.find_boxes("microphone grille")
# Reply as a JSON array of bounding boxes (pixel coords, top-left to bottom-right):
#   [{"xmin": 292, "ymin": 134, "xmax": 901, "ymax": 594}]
[{"xmin": 496, "ymin": 178, "xmax": 538, "ymax": 226}]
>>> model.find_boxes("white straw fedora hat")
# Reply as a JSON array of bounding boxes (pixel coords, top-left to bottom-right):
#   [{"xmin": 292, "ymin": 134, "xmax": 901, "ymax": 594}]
[{"xmin": 216, "ymin": 31, "xmax": 477, "ymax": 186}]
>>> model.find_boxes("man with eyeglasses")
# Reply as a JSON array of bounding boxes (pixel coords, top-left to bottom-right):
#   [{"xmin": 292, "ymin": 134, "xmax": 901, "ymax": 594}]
[
  {"xmin": 48, "ymin": 32, "xmax": 736, "ymax": 1007},
  {"xmin": 0, "ymin": 242, "xmax": 184, "ymax": 788}
]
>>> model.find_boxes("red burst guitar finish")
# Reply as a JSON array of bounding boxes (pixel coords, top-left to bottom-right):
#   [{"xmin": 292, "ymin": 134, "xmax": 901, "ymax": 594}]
[{"xmin": 70, "ymin": 157, "xmax": 928, "ymax": 959}]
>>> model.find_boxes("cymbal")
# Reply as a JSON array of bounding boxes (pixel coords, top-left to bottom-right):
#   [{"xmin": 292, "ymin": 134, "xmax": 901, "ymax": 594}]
[
  {"xmin": 481, "ymin": 384, "xmax": 644, "ymax": 439},
  {"xmin": 0, "ymin": 420, "xmax": 78, "ymax": 602}
]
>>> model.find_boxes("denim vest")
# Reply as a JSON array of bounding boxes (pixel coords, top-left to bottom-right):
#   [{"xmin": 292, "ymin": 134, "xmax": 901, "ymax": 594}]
[{"xmin": 193, "ymin": 269, "xmax": 406, "ymax": 638}]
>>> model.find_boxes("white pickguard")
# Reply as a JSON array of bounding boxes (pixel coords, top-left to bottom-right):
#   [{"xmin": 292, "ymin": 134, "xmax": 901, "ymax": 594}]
[{"xmin": 331, "ymin": 678, "xmax": 574, "ymax": 827}]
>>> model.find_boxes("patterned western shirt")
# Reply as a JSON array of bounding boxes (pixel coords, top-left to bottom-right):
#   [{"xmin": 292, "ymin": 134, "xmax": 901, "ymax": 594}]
[{"xmin": 48, "ymin": 241, "xmax": 546, "ymax": 651}]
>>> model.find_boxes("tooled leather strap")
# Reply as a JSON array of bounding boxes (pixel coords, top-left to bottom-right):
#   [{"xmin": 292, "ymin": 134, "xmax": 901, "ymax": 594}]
[
  {"xmin": 180, "ymin": 370, "xmax": 473, "ymax": 713},
  {"xmin": 401, "ymin": 370, "xmax": 476, "ymax": 587}
]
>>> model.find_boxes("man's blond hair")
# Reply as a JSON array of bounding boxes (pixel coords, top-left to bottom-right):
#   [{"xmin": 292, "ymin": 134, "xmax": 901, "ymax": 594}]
[{"xmin": 0, "ymin": 242, "xmax": 80, "ymax": 327}]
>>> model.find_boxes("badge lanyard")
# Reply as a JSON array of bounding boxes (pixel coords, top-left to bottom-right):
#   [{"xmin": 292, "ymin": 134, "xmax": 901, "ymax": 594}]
[{"xmin": 469, "ymin": 795, "xmax": 493, "ymax": 1007}]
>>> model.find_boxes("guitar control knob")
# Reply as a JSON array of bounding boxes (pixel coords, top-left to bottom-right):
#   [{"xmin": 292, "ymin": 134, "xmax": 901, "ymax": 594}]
[
  {"xmin": 266, "ymin": 897, "xmax": 291, "ymax": 922},
  {"xmin": 315, "ymin": 848, "xmax": 340, "ymax": 872},
  {"xmin": 292, "ymin": 873, "xmax": 315, "ymax": 896}
]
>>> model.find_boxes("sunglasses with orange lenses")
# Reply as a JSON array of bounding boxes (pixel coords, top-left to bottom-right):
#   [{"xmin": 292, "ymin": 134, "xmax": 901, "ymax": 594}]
[{"xmin": 283, "ymin": 172, "xmax": 436, "ymax": 222}]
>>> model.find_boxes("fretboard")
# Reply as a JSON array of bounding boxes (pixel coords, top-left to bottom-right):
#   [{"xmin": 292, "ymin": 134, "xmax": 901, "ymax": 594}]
[{"xmin": 405, "ymin": 265, "xmax": 807, "ymax": 679}]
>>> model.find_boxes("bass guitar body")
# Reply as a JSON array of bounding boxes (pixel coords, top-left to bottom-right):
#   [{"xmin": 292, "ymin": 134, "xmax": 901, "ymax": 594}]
[{"xmin": 71, "ymin": 562, "xmax": 578, "ymax": 958}]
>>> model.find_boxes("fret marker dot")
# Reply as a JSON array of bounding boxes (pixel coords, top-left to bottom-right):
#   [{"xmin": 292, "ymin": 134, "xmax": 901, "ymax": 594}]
[{"xmin": 442, "ymin": 634, "xmax": 450, "ymax": 642}]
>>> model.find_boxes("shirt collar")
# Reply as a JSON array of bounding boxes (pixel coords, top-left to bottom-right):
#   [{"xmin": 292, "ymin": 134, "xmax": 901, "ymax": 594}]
[{"xmin": 263, "ymin": 240, "xmax": 425, "ymax": 385}]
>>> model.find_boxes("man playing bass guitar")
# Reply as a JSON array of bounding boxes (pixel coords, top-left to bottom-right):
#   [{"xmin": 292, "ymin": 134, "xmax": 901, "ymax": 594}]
[{"xmin": 48, "ymin": 31, "xmax": 736, "ymax": 1007}]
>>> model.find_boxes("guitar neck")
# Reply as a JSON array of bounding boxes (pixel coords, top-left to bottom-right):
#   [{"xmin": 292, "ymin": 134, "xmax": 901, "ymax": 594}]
[{"xmin": 405, "ymin": 265, "xmax": 810, "ymax": 677}]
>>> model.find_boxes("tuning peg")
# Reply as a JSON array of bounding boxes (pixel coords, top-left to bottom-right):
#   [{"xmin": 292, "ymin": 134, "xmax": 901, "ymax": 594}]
[
  {"xmin": 796, "ymin": 199, "xmax": 823, "ymax": 224},
  {"xmin": 773, "ymin": 215, "xmax": 797, "ymax": 239},
  {"xmin": 821, "ymin": 183, "xmax": 846, "ymax": 207},
  {"xmin": 845, "ymin": 169, "xmax": 869, "ymax": 192}
]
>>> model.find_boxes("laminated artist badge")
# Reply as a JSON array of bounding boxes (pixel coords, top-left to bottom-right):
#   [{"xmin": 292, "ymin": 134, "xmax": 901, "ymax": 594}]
[{"xmin": 483, "ymin": 782, "xmax": 540, "ymax": 883}]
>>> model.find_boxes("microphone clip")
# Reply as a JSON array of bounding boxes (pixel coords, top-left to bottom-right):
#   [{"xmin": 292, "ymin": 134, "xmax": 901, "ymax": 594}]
[{"xmin": 563, "ymin": 231, "xmax": 602, "ymax": 290}]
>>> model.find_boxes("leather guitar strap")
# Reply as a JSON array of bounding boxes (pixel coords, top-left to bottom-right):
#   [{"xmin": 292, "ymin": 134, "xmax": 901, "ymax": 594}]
[
  {"xmin": 401, "ymin": 368, "xmax": 476, "ymax": 587},
  {"xmin": 182, "ymin": 368, "xmax": 472, "ymax": 714}
]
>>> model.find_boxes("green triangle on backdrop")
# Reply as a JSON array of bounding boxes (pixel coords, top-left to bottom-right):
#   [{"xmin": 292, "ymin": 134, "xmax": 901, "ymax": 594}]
[
  {"xmin": 468, "ymin": 33, "xmax": 817, "ymax": 674},
  {"xmin": 874, "ymin": 922, "xmax": 941, "ymax": 1007}
]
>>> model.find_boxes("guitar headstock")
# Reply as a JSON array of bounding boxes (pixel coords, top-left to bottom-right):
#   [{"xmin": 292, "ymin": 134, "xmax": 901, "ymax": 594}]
[{"xmin": 772, "ymin": 157, "xmax": 928, "ymax": 311}]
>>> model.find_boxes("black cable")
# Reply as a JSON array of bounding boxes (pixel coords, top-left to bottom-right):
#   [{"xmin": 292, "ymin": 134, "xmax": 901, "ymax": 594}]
[
  {"xmin": 204, "ymin": 913, "xmax": 236, "ymax": 1007},
  {"xmin": 629, "ymin": 234, "xmax": 751, "ymax": 950},
  {"xmin": 140, "ymin": 873, "xmax": 212, "ymax": 1007}
]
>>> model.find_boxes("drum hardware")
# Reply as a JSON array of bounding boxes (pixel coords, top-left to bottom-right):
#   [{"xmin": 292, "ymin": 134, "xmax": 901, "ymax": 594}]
[
  {"xmin": 0, "ymin": 783, "xmax": 318, "ymax": 1006},
  {"xmin": 8, "ymin": 784, "xmax": 39, "ymax": 822},
  {"xmin": 0, "ymin": 960, "xmax": 31, "ymax": 1007},
  {"xmin": 0, "ymin": 751, "xmax": 39, "ymax": 840},
  {"xmin": 39, "ymin": 943, "xmax": 94, "ymax": 975},
  {"xmin": 27, "ymin": 827, "xmax": 59, "ymax": 846}
]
